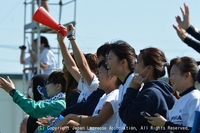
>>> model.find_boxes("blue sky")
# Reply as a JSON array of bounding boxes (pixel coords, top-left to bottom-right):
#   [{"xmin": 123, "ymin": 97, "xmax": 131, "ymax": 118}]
[{"xmin": 1, "ymin": 0, "xmax": 200, "ymax": 74}]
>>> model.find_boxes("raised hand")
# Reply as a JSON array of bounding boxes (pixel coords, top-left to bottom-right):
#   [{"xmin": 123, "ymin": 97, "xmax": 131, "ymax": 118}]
[
  {"xmin": 175, "ymin": 3, "xmax": 190, "ymax": 30},
  {"xmin": 173, "ymin": 25, "xmax": 187, "ymax": 41},
  {"xmin": 57, "ymin": 25, "xmax": 67, "ymax": 44},
  {"xmin": 67, "ymin": 23, "xmax": 75, "ymax": 36},
  {"xmin": 57, "ymin": 31, "xmax": 65, "ymax": 44},
  {"xmin": 129, "ymin": 74, "xmax": 143, "ymax": 90},
  {"xmin": 0, "ymin": 76, "xmax": 15, "ymax": 92}
]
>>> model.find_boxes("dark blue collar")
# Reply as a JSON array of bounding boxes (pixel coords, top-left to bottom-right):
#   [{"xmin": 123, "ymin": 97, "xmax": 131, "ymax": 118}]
[
  {"xmin": 179, "ymin": 86, "xmax": 196, "ymax": 97},
  {"xmin": 121, "ymin": 71, "xmax": 133, "ymax": 85}
]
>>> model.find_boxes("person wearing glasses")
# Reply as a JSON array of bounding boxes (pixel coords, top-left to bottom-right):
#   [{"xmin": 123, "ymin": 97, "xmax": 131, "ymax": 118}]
[{"xmin": 0, "ymin": 71, "xmax": 66, "ymax": 133}]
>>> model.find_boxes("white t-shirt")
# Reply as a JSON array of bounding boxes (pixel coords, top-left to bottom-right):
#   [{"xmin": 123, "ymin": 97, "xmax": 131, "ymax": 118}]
[
  {"xmin": 115, "ymin": 72, "xmax": 134, "ymax": 133},
  {"xmin": 77, "ymin": 74, "xmax": 99, "ymax": 103},
  {"xmin": 169, "ymin": 89, "xmax": 200, "ymax": 127},
  {"xmin": 89, "ymin": 89, "xmax": 119, "ymax": 133},
  {"xmin": 40, "ymin": 48, "xmax": 57, "ymax": 75},
  {"xmin": 24, "ymin": 48, "xmax": 57, "ymax": 78}
]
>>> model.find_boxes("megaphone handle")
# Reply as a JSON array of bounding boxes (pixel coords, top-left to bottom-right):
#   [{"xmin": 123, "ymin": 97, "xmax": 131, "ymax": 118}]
[{"xmin": 58, "ymin": 24, "xmax": 67, "ymax": 37}]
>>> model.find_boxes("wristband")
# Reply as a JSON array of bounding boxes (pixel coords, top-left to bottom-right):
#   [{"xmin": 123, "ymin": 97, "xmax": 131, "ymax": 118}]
[
  {"xmin": 69, "ymin": 38, "xmax": 75, "ymax": 41},
  {"xmin": 9, "ymin": 89, "xmax": 16, "ymax": 97},
  {"xmin": 79, "ymin": 115, "xmax": 82, "ymax": 124},
  {"xmin": 67, "ymin": 34, "xmax": 75, "ymax": 38}
]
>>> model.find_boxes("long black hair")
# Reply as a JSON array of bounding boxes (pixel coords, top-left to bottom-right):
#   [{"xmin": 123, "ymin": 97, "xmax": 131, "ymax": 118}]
[{"xmin": 27, "ymin": 74, "xmax": 48, "ymax": 133}]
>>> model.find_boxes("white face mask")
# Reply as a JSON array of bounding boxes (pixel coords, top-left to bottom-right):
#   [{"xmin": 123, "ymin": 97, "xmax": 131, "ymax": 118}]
[
  {"xmin": 28, "ymin": 88, "xmax": 33, "ymax": 99},
  {"xmin": 134, "ymin": 66, "xmax": 149, "ymax": 82}
]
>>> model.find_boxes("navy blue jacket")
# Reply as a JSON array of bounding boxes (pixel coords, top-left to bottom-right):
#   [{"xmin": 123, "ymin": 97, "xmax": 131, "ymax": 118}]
[
  {"xmin": 184, "ymin": 25, "xmax": 200, "ymax": 54},
  {"xmin": 60, "ymin": 88, "xmax": 105, "ymax": 133},
  {"xmin": 119, "ymin": 80, "xmax": 176, "ymax": 133},
  {"xmin": 61, "ymin": 88, "xmax": 105, "ymax": 116}
]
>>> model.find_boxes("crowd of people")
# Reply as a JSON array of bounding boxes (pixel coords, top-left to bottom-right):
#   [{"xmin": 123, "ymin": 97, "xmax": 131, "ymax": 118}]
[{"xmin": 1, "ymin": 2, "xmax": 200, "ymax": 133}]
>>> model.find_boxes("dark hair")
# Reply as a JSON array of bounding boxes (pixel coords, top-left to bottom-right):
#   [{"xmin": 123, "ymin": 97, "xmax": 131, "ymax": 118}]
[
  {"xmin": 169, "ymin": 56, "xmax": 198, "ymax": 82},
  {"xmin": 33, "ymin": 36, "xmax": 50, "ymax": 49},
  {"xmin": 68, "ymin": 52, "xmax": 98, "ymax": 75},
  {"xmin": 140, "ymin": 47, "xmax": 167, "ymax": 79},
  {"xmin": 32, "ymin": 74, "xmax": 48, "ymax": 102},
  {"xmin": 64, "ymin": 69, "xmax": 79, "ymax": 99},
  {"xmin": 196, "ymin": 61, "xmax": 200, "ymax": 66},
  {"xmin": 84, "ymin": 53, "xmax": 98, "ymax": 75},
  {"xmin": 27, "ymin": 74, "xmax": 48, "ymax": 133},
  {"xmin": 106, "ymin": 40, "xmax": 137, "ymax": 71},
  {"xmin": 62, "ymin": 56, "xmax": 79, "ymax": 102},
  {"xmin": 98, "ymin": 60, "xmax": 121, "ymax": 87},
  {"xmin": 98, "ymin": 60, "xmax": 107, "ymax": 69},
  {"xmin": 47, "ymin": 71, "xmax": 66, "ymax": 93},
  {"xmin": 96, "ymin": 43, "xmax": 111, "ymax": 58}
]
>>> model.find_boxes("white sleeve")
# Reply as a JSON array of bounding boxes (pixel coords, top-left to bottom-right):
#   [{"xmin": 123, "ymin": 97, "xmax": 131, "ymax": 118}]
[
  {"xmin": 87, "ymin": 74, "xmax": 99, "ymax": 91},
  {"xmin": 105, "ymin": 89, "xmax": 119, "ymax": 114},
  {"xmin": 40, "ymin": 49, "xmax": 49, "ymax": 64},
  {"xmin": 186, "ymin": 98, "xmax": 200, "ymax": 127},
  {"xmin": 24, "ymin": 56, "xmax": 31, "ymax": 65},
  {"xmin": 77, "ymin": 78, "xmax": 84, "ymax": 91},
  {"xmin": 77, "ymin": 74, "xmax": 99, "ymax": 92}
]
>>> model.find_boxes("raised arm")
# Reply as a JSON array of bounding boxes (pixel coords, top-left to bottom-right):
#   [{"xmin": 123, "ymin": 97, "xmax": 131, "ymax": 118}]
[
  {"xmin": 186, "ymin": 25, "xmax": 200, "ymax": 41},
  {"xmin": 0, "ymin": 77, "xmax": 66, "ymax": 118},
  {"xmin": 0, "ymin": 76, "xmax": 15, "ymax": 93},
  {"xmin": 20, "ymin": 48, "xmax": 26, "ymax": 64},
  {"xmin": 173, "ymin": 25, "xmax": 187, "ymax": 41},
  {"xmin": 67, "ymin": 24, "xmax": 95, "ymax": 85},
  {"xmin": 173, "ymin": 25, "xmax": 200, "ymax": 53},
  {"xmin": 57, "ymin": 31, "xmax": 81, "ymax": 82},
  {"xmin": 175, "ymin": 3, "xmax": 190, "ymax": 31},
  {"xmin": 175, "ymin": 3, "xmax": 200, "ymax": 41}
]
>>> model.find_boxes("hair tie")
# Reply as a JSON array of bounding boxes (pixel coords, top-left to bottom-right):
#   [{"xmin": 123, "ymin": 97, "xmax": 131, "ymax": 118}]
[{"xmin": 164, "ymin": 62, "xmax": 169, "ymax": 67}]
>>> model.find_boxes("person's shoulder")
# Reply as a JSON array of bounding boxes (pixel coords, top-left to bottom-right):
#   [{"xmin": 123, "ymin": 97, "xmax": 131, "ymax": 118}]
[
  {"xmin": 106, "ymin": 89, "xmax": 119, "ymax": 100},
  {"xmin": 47, "ymin": 49, "xmax": 56, "ymax": 55},
  {"xmin": 189, "ymin": 89, "xmax": 200, "ymax": 99},
  {"xmin": 145, "ymin": 80, "xmax": 173, "ymax": 92},
  {"xmin": 41, "ymin": 48, "xmax": 49, "ymax": 54},
  {"xmin": 53, "ymin": 99, "xmax": 66, "ymax": 108}
]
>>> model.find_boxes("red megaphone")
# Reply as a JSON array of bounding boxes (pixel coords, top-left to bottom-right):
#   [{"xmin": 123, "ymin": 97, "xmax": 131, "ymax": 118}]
[{"xmin": 33, "ymin": 7, "xmax": 67, "ymax": 36}]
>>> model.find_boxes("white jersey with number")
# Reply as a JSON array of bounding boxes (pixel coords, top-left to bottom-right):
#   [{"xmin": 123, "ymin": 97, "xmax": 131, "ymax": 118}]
[{"xmin": 169, "ymin": 89, "xmax": 200, "ymax": 127}]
